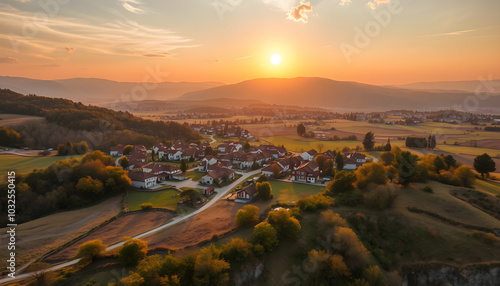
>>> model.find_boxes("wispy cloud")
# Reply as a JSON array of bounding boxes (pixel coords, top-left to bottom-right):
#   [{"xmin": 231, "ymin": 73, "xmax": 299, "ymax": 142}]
[
  {"xmin": 143, "ymin": 53, "xmax": 171, "ymax": 58},
  {"xmin": 234, "ymin": 55, "xmax": 252, "ymax": 61},
  {"xmin": 263, "ymin": 0, "xmax": 296, "ymax": 11},
  {"xmin": 0, "ymin": 3, "xmax": 195, "ymax": 59},
  {"xmin": 366, "ymin": 0, "xmax": 390, "ymax": 10},
  {"xmin": 287, "ymin": 1, "xmax": 313, "ymax": 23},
  {"xmin": 120, "ymin": 0, "xmax": 145, "ymax": 14},
  {"xmin": 339, "ymin": 0, "xmax": 351, "ymax": 6},
  {"xmin": 0, "ymin": 56, "xmax": 18, "ymax": 64},
  {"xmin": 425, "ymin": 29, "xmax": 476, "ymax": 37}
]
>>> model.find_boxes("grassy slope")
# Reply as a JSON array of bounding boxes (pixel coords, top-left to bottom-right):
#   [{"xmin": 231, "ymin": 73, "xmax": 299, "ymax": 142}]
[
  {"xmin": 268, "ymin": 180, "xmax": 326, "ymax": 201},
  {"xmin": 0, "ymin": 154, "xmax": 82, "ymax": 175},
  {"xmin": 0, "ymin": 196, "xmax": 123, "ymax": 271},
  {"xmin": 127, "ymin": 188, "xmax": 181, "ymax": 211},
  {"xmin": 0, "ymin": 113, "xmax": 45, "ymax": 127},
  {"xmin": 475, "ymin": 179, "xmax": 500, "ymax": 196},
  {"xmin": 396, "ymin": 181, "xmax": 500, "ymax": 229}
]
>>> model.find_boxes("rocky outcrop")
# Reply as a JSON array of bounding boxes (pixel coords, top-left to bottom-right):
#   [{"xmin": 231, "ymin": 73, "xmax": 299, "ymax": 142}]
[{"xmin": 403, "ymin": 267, "xmax": 500, "ymax": 286}]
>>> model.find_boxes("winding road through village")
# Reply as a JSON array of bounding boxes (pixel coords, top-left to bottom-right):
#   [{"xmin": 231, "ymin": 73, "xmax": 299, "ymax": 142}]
[{"xmin": 0, "ymin": 166, "xmax": 261, "ymax": 284}]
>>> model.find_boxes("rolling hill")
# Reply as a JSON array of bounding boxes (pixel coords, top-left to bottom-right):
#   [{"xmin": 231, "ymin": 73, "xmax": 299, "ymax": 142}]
[
  {"xmin": 178, "ymin": 77, "xmax": 500, "ymax": 112},
  {"xmin": 0, "ymin": 76, "xmax": 224, "ymax": 104},
  {"xmin": 396, "ymin": 79, "xmax": 500, "ymax": 94}
]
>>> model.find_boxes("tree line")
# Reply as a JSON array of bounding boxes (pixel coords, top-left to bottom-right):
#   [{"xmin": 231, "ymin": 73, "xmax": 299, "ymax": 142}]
[
  {"xmin": 0, "ymin": 89, "xmax": 201, "ymax": 149},
  {"xmin": 0, "ymin": 151, "xmax": 131, "ymax": 224}
]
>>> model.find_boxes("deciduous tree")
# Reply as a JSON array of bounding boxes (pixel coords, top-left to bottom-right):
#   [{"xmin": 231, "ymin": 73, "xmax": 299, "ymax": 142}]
[
  {"xmin": 267, "ymin": 209, "xmax": 301, "ymax": 238},
  {"xmin": 251, "ymin": 222, "xmax": 278, "ymax": 252},
  {"xmin": 236, "ymin": 205, "xmax": 260, "ymax": 226},
  {"xmin": 75, "ymin": 239, "xmax": 107, "ymax": 263},
  {"xmin": 119, "ymin": 238, "xmax": 148, "ymax": 266},
  {"xmin": 325, "ymin": 171, "xmax": 356, "ymax": 196},
  {"xmin": 363, "ymin": 132, "xmax": 375, "ymax": 151},
  {"xmin": 297, "ymin": 123, "xmax": 306, "ymax": 136},
  {"xmin": 354, "ymin": 162, "xmax": 387, "ymax": 189},
  {"xmin": 474, "ymin": 153, "xmax": 496, "ymax": 178},
  {"xmin": 76, "ymin": 176, "xmax": 103, "ymax": 196},
  {"xmin": 256, "ymin": 181, "xmax": 273, "ymax": 200},
  {"xmin": 118, "ymin": 155, "xmax": 130, "ymax": 169}
]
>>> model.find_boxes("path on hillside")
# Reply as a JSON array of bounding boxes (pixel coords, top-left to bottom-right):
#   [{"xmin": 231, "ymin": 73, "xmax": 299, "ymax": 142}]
[
  {"xmin": 0, "ymin": 168, "xmax": 262, "ymax": 284},
  {"xmin": 208, "ymin": 134, "xmax": 216, "ymax": 144}
]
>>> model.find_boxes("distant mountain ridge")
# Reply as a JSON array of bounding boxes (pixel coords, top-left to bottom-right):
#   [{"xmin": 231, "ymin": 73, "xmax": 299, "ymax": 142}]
[
  {"xmin": 2, "ymin": 76, "xmax": 500, "ymax": 113},
  {"xmin": 396, "ymin": 79, "xmax": 500, "ymax": 94},
  {"xmin": 0, "ymin": 76, "xmax": 224, "ymax": 104},
  {"xmin": 178, "ymin": 77, "xmax": 500, "ymax": 112}
]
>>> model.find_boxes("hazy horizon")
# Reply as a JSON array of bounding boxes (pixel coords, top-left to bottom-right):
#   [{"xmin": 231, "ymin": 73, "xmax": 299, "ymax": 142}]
[
  {"xmin": 1, "ymin": 0, "xmax": 499, "ymax": 85},
  {"xmin": 1, "ymin": 74, "xmax": 500, "ymax": 88}
]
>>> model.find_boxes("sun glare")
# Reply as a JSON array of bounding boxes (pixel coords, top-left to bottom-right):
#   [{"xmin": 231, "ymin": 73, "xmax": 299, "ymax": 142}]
[{"xmin": 270, "ymin": 53, "xmax": 282, "ymax": 65}]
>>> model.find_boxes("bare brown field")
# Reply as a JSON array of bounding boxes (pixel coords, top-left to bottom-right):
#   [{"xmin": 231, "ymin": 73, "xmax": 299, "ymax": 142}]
[
  {"xmin": 459, "ymin": 139, "xmax": 500, "ymax": 150},
  {"xmin": 0, "ymin": 114, "xmax": 45, "ymax": 126},
  {"xmin": 143, "ymin": 200, "xmax": 272, "ymax": 250},
  {"xmin": 44, "ymin": 210, "xmax": 173, "ymax": 263},
  {"xmin": 0, "ymin": 196, "xmax": 123, "ymax": 270}
]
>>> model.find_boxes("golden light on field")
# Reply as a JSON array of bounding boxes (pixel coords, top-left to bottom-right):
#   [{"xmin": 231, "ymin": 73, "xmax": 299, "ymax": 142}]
[{"xmin": 270, "ymin": 53, "xmax": 282, "ymax": 65}]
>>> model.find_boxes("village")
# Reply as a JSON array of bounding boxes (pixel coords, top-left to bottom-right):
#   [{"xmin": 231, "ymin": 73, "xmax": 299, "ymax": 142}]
[{"xmin": 109, "ymin": 138, "xmax": 372, "ymax": 205}]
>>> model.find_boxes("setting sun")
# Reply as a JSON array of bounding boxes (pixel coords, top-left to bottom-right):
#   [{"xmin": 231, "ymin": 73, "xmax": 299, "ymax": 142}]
[{"xmin": 270, "ymin": 53, "xmax": 282, "ymax": 65}]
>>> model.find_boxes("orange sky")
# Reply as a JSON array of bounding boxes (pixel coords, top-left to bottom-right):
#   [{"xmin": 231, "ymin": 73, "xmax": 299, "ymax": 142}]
[{"xmin": 1, "ymin": 0, "xmax": 499, "ymax": 85}]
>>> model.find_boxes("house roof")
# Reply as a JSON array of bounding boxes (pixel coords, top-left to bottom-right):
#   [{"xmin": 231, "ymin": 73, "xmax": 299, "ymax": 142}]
[
  {"xmin": 293, "ymin": 161, "xmax": 320, "ymax": 177},
  {"xmin": 128, "ymin": 170, "xmax": 156, "ymax": 182},
  {"xmin": 134, "ymin": 145, "xmax": 147, "ymax": 151},
  {"xmin": 205, "ymin": 167, "xmax": 235, "ymax": 179},
  {"xmin": 306, "ymin": 149, "xmax": 318, "ymax": 156},
  {"xmin": 345, "ymin": 152, "xmax": 366, "ymax": 160},
  {"xmin": 110, "ymin": 145, "xmax": 124, "ymax": 153},
  {"xmin": 238, "ymin": 184, "xmax": 257, "ymax": 196},
  {"xmin": 204, "ymin": 155, "xmax": 216, "ymax": 161},
  {"xmin": 262, "ymin": 163, "xmax": 282, "ymax": 173}
]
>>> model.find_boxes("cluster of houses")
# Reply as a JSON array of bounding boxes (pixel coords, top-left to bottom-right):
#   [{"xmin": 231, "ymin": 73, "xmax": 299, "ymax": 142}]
[
  {"xmin": 153, "ymin": 140, "xmax": 210, "ymax": 162},
  {"xmin": 197, "ymin": 142, "xmax": 287, "ymax": 186},
  {"xmin": 110, "ymin": 142, "xmax": 194, "ymax": 189},
  {"xmin": 190, "ymin": 124, "xmax": 255, "ymax": 140},
  {"xmin": 110, "ymin": 145, "xmax": 149, "ymax": 169},
  {"xmin": 109, "ymin": 140, "xmax": 369, "ymax": 190},
  {"xmin": 260, "ymin": 149, "xmax": 367, "ymax": 185},
  {"xmin": 128, "ymin": 162, "xmax": 186, "ymax": 189}
]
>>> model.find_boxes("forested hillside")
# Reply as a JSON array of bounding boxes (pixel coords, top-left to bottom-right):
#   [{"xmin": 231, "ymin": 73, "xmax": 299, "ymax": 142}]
[{"xmin": 0, "ymin": 89, "xmax": 201, "ymax": 149}]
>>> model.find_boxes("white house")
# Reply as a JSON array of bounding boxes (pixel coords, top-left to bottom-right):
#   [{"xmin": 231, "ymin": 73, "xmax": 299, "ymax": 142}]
[
  {"xmin": 198, "ymin": 156, "xmax": 219, "ymax": 172},
  {"xmin": 110, "ymin": 145, "xmax": 124, "ymax": 157},
  {"xmin": 235, "ymin": 185, "xmax": 258, "ymax": 203},
  {"xmin": 300, "ymin": 149, "xmax": 318, "ymax": 161},
  {"xmin": 291, "ymin": 161, "xmax": 320, "ymax": 184},
  {"xmin": 168, "ymin": 150, "xmax": 183, "ymax": 161},
  {"xmin": 129, "ymin": 171, "xmax": 157, "ymax": 189},
  {"xmin": 201, "ymin": 168, "xmax": 235, "ymax": 185},
  {"xmin": 343, "ymin": 153, "xmax": 367, "ymax": 170},
  {"xmin": 262, "ymin": 163, "xmax": 283, "ymax": 178}
]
